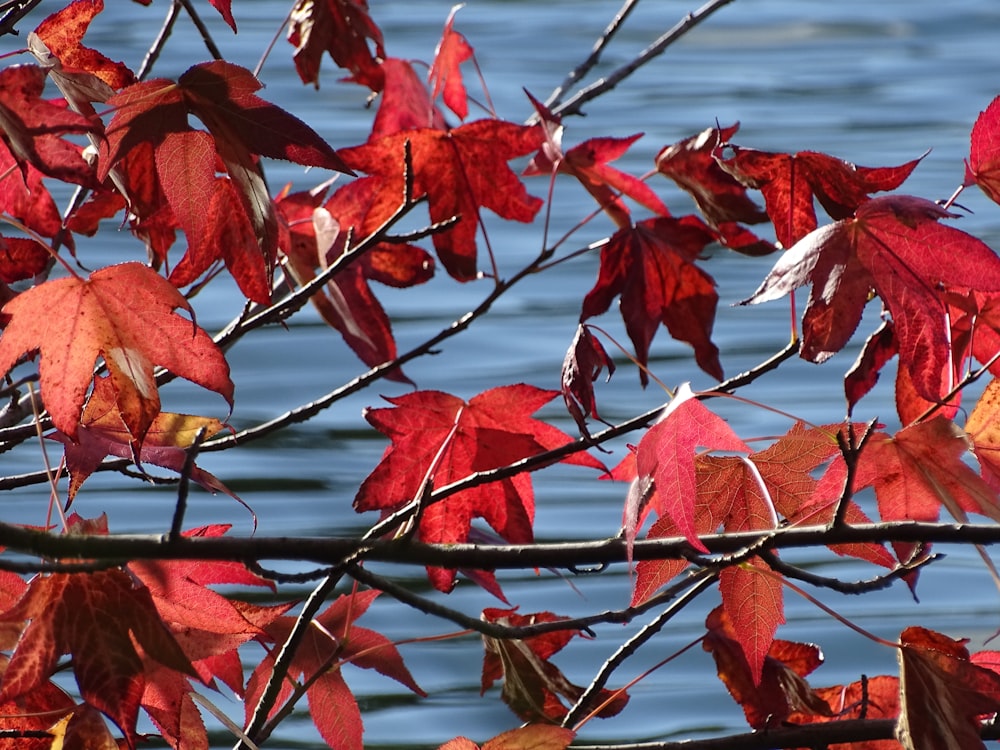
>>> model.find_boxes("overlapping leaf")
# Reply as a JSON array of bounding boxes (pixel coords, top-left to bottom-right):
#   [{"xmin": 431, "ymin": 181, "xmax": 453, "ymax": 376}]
[
  {"xmin": 439, "ymin": 725, "xmax": 575, "ymax": 750},
  {"xmin": 561, "ymin": 323, "xmax": 616, "ymax": 434},
  {"xmin": 340, "ymin": 119, "xmax": 544, "ymax": 280},
  {"xmin": 625, "ymin": 384, "xmax": 750, "ymax": 555},
  {"xmin": 278, "ymin": 176, "xmax": 434, "ymax": 380},
  {"xmin": 717, "ymin": 145, "xmax": 921, "ymax": 249},
  {"xmin": 429, "ymin": 5, "xmax": 474, "ymax": 119},
  {"xmin": 965, "ymin": 93, "xmax": 1000, "ymax": 205},
  {"xmin": 50, "ymin": 375, "xmax": 234, "ymax": 503},
  {"xmin": 704, "ymin": 606, "xmax": 832, "ymax": 728},
  {"xmin": 742, "ymin": 196, "xmax": 1000, "ymax": 400},
  {"xmin": 0, "ymin": 262, "xmax": 233, "ymax": 444},
  {"xmin": 0, "ymin": 64, "xmax": 97, "ymax": 187},
  {"xmin": 655, "ymin": 123, "xmax": 774, "ymax": 255},
  {"xmin": 481, "ymin": 608, "xmax": 628, "ymax": 723},
  {"xmin": 355, "ymin": 384, "xmax": 603, "ymax": 593},
  {"xmin": 245, "ymin": 590, "xmax": 424, "ymax": 750},
  {"xmin": 524, "ymin": 94, "xmax": 668, "ymax": 227},
  {"xmin": 581, "ymin": 216, "xmax": 722, "ymax": 385},
  {"xmin": 0, "ymin": 567, "xmax": 194, "ymax": 748},
  {"xmin": 897, "ymin": 626, "xmax": 1000, "ymax": 750},
  {"xmin": 30, "ymin": 0, "xmax": 136, "ymax": 94},
  {"xmin": 287, "ymin": 0, "xmax": 385, "ymax": 90},
  {"xmin": 100, "ymin": 60, "xmax": 352, "ymax": 297}
]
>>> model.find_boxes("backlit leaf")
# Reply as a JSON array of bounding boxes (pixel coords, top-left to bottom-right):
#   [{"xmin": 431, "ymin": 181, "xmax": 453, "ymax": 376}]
[{"xmin": 0, "ymin": 262, "xmax": 233, "ymax": 444}]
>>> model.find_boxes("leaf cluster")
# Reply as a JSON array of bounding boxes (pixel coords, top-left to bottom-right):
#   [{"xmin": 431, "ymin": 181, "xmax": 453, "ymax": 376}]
[{"xmin": 0, "ymin": 2, "xmax": 999, "ymax": 750}]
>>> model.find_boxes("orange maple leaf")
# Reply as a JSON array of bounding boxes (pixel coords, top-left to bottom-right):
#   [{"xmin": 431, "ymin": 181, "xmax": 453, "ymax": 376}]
[
  {"xmin": 0, "ymin": 261, "xmax": 233, "ymax": 444},
  {"xmin": 0, "ymin": 568, "xmax": 194, "ymax": 749}
]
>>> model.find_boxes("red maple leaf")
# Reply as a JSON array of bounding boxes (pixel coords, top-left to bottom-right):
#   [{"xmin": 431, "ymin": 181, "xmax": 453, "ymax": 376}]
[
  {"xmin": 0, "ymin": 654, "xmax": 77, "ymax": 750},
  {"xmin": 339, "ymin": 119, "xmax": 544, "ymax": 281},
  {"xmin": 481, "ymin": 607, "xmax": 628, "ymax": 723},
  {"xmin": 655, "ymin": 123, "xmax": 774, "ymax": 256},
  {"xmin": 355, "ymin": 384, "xmax": 603, "ymax": 593},
  {"xmin": 626, "ymin": 384, "xmax": 751, "ymax": 555},
  {"xmin": 429, "ymin": 5, "xmax": 474, "ymax": 120},
  {"xmin": 30, "ymin": 0, "xmax": 136, "ymax": 93},
  {"xmin": 0, "ymin": 262, "xmax": 234, "ymax": 444},
  {"xmin": 49, "ymin": 376, "xmax": 236, "ymax": 504},
  {"xmin": 965, "ymin": 94, "xmax": 1000, "ymax": 205},
  {"xmin": 278, "ymin": 176, "xmax": 435, "ymax": 381},
  {"xmin": 369, "ymin": 57, "xmax": 448, "ymax": 139},
  {"xmin": 0, "ymin": 64, "xmax": 97, "ymax": 188},
  {"xmin": 717, "ymin": 145, "xmax": 921, "ymax": 249},
  {"xmin": 703, "ymin": 605, "xmax": 832, "ymax": 729},
  {"xmin": 0, "ymin": 140, "xmax": 67, "ymax": 246},
  {"xmin": 787, "ymin": 674, "xmax": 901, "ymax": 750},
  {"xmin": 582, "ymin": 215, "xmax": 722, "ymax": 385},
  {"xmin": 245, "ymin": 590, "xmax": 424, "ymax": 750},
  {"xmin": 966, "ymin": 377, "xmax": 1000, "ymax": 494},
  {"xmin": 630, "ymin": 422, "xmax": 895, "ymax": 607},
  {"xmin": 287, "ymin": 0, "xmax": 385, "ymax": 90},
  {"xmin": 0, "ymin": 568, "xmax": 194, "ymax": 748},
  {"xmin": 854, "ymin": 417, "xmax": 1000, "ymax": 572},
  {"xmin": 897, "ymin": 626, "xmax": 1000, "ymax": 750},
  {"xmin": 743, "ymin": 196, "xmax": 1000, "ymax": 398},
  {"xmin": 524, "ymin": 94, "xmax": 668, "ymax": 227},
  {"xmin": 100, "ymin": 60, "xmax": 352, "ymax": 296}
]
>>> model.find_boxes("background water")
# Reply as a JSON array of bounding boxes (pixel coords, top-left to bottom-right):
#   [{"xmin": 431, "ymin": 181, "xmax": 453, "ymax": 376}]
[{"xmin": 5, "ymin": 0, "xmax": 1000, "ymax": 747}]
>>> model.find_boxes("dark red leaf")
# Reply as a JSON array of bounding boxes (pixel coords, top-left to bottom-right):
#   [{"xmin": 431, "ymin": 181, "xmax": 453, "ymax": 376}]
[
  {"xmin": 341, "ymin": 119, "xmax": 544, "ymax": 280},
  {"xmin": 481, "ymin": 608, "xmax": 628, "ymax": 723},
  {"xmin": 581, "ymin": 215, "xmax": 722, "ymax": 384},
  {"xmin": 717, "ymin": 145, "xmax": 921, "ymax": 249},
  {"xmin": 561, "ymin": 324, "xmax": 616, "ymax": 434},
  {"xmin": 287, "ymin": 0, "xmax": 385, "ymax": 90}
]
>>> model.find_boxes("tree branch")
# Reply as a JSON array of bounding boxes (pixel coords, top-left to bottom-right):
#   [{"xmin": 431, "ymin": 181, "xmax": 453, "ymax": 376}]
[{"xmin": 552, "ymin": 0, "xmax": 739, "ymax": 119}]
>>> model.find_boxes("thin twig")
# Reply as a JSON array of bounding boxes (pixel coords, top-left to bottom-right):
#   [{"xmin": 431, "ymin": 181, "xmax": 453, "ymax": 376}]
[
  {"xmin": 178, "ymin": 0, "xmax": 223, "ymax": 60},
  {"xmin": 562, "ymin": 570, "xmax": 718, "ymax": 727},
  {"xmin": 539, "ymin": 0, "xmax": 641, "ymax": 115},
  {"xmin": 168, "ymin": 427, "xmax": 207, "ymax": 541},
  {"xmin": 552, "ymin": 0, "xmax": 739, "ymax": 119},
  {"xmin": 138, "ymin": 0, "xmax": 182, "ymax": 80}
]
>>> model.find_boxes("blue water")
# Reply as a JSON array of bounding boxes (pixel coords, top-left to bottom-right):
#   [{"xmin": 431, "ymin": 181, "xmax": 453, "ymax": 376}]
[{"xmin": 4, "ymin": 0, "xmax": 1000, "ymax": 747}]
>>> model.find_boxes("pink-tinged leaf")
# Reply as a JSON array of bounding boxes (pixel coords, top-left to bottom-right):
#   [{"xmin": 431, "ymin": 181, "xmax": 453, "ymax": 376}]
[
  {"xmin": 719, "ymin": 556, "xmax": 785, "ymax": 685},
  {"xmin": 429, "ymin": 5, "xmax": 474, "ymax": 119},
  {"xmin": 631, "ymin": 384, "xmax": 751, "ymax": 554},
  {"xmin": 744, "ymin": 196, "xmax": 1000, "ymax": 402},
  {"xmin": 966, "ymin": 94, "xmax": 1000, "ymax": 205}
]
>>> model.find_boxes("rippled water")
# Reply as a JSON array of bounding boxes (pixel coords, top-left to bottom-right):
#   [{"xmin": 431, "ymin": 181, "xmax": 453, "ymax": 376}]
[{"xmin": 5, "ymin": 0, "xmax": 1000, "ymax": 747}]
